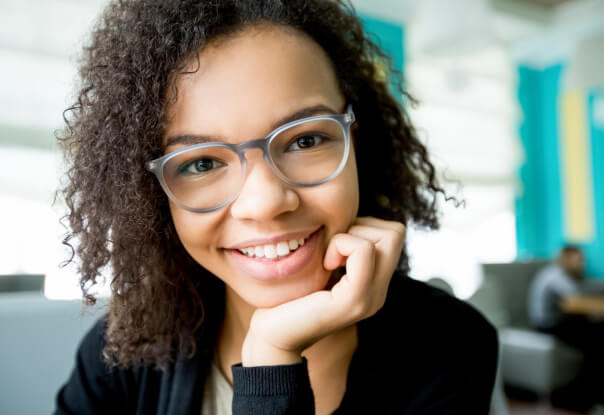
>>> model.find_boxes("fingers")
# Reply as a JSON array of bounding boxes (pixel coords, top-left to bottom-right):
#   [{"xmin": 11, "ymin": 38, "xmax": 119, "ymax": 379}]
[
  {"xmin": 353, "ymin": 216, "xmax": 407, "ymax": 238},
  {"xmin": 323, "ymin": 218, "xmax": 405, "ymax": 268},
  {"xmin": 323, "ymin": 233, "xmax": 376, "ymax": 292},
  {"xmin": 322, "ymin": 217, "xmax": 406, "ymax": 316},
  {"xmin": 346, "ymin": 223, "xmax": 405, "ymax": 277},
  {"xmin": 245, "ymin": 217, "xmax": 407, "ymax": 357}
]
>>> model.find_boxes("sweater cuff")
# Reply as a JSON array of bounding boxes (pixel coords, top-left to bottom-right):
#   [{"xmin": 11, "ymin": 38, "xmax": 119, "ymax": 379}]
[{"xmin": 231, "ymin": 357, "xmax": 311, "ymax": 396}]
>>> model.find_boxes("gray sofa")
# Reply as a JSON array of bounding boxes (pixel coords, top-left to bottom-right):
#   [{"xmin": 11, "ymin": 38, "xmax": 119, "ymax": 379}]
[
  {"xmin": 468, "ymin": 261, "xmax": 583, "ymax": 397},
  {"xmin": 0, "ymin": 291, "xmax": 108, "ymax": 414}
]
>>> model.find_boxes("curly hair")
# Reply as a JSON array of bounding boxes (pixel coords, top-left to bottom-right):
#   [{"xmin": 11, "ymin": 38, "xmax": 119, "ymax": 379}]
[{"xmin": 59, "ymin": 0, "xmax": 452, "ymax": 369}]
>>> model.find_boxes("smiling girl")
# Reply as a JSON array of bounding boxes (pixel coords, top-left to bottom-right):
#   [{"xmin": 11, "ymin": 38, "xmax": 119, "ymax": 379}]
[{"xmin": 54, "ymin": 1, "xmax": 497, "ymax": 414}]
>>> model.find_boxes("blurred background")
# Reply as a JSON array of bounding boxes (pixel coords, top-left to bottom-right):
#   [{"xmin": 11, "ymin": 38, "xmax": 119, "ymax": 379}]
[{"xmin": 0, "ymin": 0, "xmax": 603, "ymax": 414}]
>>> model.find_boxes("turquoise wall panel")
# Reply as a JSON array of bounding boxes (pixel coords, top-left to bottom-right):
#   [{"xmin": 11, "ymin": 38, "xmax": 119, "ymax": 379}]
[
  {"xmin": 516, "ymin": 64, "xmax": 565, "ymax": 259},
  {"xmin": 360, "ymin": 15, "xmax": 404, "ymax": 100},
  {"xmin": 586, "ymin": 91, "xmax": 604, "ymax": 277},
  {"xmin": 516, "ymin": 64, "xmax": 604, "ymax": 278}
]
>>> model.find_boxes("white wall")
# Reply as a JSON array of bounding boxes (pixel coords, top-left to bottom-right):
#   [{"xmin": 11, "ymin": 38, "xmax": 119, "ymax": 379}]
[{"xmin": 0, "ymin": 0, "xmax": 110, "ymax": 298}]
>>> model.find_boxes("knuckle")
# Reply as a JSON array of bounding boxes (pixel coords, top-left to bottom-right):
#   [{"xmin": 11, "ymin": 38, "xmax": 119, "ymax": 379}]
[
  {"xmin": 370, "ymin": 297, "xmax": 387, "ymax": 316},
  {"xmin": 391, "ymin": 221, "xmax": 406, "ymax": 237},
  {"xmin": 351, "ymin": 300, "xmax": 370, "ymax": 319},
  {"xmin": 387, "ymin": 223, "xmax": 406, "ymax": 250},
  {"xmin": 363, "ymin": 301, "xmax": 383, "ymax": 319},
  {"xmin": 368, "ymin": 304, "xmax": 380, "ymax": 317},
  {"xmin": 360, "ymin": 238, "xmax": 375, "ymax": 253}
]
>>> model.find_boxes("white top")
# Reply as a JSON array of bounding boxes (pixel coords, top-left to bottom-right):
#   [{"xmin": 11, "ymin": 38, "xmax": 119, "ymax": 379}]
[
  {"xmin": 528, "ymin": 263, "xmax": 580, "ymax": 329},
  {"xmin": 201, "ymin": 357, "xmax": 234, "ymax": 415}
]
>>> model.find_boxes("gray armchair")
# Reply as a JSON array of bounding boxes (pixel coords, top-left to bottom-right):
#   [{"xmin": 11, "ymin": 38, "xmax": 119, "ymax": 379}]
[
  {"xmin": 467, "ymin": 261, "xmax": 583, "ymax": 398},
  {"xmin": 0, "ymin": 290, "xmax": 108, "ymax": 414},
  {"xmin": 426, "ymin": 277, "xmax": 509, "ymax": 415}
]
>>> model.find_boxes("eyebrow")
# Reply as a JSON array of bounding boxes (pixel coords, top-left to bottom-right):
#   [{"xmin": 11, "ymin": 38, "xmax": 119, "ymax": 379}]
[{"xmin": 164, "ymin": 104, "xmax": 339, "ymax": 149}]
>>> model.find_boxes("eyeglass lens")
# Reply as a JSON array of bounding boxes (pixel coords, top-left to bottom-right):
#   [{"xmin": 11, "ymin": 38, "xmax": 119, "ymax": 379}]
[{"xmin": 162, "ymin": 118, "xmax": 347, "ymax": 211}]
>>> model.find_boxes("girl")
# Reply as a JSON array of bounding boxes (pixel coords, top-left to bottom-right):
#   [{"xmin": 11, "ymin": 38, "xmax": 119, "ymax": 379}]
[{"xmin": 55, "ymin": 1, "xmax": 498, "ymax": 414}]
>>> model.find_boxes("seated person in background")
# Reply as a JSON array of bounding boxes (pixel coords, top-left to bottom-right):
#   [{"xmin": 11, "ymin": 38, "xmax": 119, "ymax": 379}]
[
  {"xmin": 528, "ymin": 246, "xmax": 604, "ymax": 411},
  {"xmin": 528, "ymin": 246, "xmax": 582, "ymax": 331}
]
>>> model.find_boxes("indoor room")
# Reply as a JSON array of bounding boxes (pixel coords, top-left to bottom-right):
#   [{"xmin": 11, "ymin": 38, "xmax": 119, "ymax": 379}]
[{"xmin": 1, "ymin": 0, "xmax": 603, "ymax": 414}]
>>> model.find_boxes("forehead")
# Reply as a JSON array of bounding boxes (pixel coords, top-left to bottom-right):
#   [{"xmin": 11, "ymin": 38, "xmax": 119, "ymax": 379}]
[{"xmin": 164, "ymin": 24, "xmax": 345, "ymax": 146}]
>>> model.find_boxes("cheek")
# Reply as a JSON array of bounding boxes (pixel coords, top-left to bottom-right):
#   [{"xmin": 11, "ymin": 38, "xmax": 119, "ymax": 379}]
[
  {"xmin": 169, "ymin": 204, "xmax": 193, "ymax": 247},
  {"xmin": 169, "ymin": 202, "xmax": 223, "ymax": 256},
  {"xmin": 326, "ymin": 178, "xmax": 358, "ymax": 217},
  {"xmin": 332, "ymin": 154, "xmax": 360, "ymax": 219},
  {"xmin": 307, "ymin": 158, "xmax": 359, "ymax": 230}
]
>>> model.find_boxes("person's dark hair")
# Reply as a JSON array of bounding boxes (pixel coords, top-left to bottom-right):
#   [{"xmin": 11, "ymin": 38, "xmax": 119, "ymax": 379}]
[
  {"xmin": 59, "ymin": 0, "xmax": 453, "ymax": 368},
  {"xmin": 560, "ymin": 245, "xmax": 582, "ymax": 256}
]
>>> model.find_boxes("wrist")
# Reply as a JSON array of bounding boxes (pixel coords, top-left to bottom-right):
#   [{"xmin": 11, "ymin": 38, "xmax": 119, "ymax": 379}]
[{"xmin": 241, "ymin": 336, "xmax": 302, "ymax": 367}]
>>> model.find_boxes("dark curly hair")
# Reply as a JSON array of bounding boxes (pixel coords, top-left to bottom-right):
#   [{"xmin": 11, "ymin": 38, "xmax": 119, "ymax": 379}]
[{"xmin": 59, "ymin": 0, "xmax": 452, "ymax": 369}]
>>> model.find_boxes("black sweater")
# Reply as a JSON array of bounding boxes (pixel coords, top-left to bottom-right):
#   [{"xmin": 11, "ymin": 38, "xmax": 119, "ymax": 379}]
[{"xmin": 54, "ymin": 274, "xmax": 498, "ymax": 414}]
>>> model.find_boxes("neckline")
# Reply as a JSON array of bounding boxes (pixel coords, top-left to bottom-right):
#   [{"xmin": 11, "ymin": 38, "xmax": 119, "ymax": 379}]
[{"xmin": 212, "ymin": 348, "xmax": 233, "ymax": 390}]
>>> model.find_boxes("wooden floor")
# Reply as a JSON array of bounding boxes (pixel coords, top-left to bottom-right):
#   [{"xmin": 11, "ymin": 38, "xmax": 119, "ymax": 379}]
[
  {"xmin": 508, "ymin": 399, "xmax": 585, "ymax": 415},
  {"xmin": 502, "ymin": 384, "xmax": 604, "ymax": 415},
  {"xmin": 507, "ymin": 399, "xmax": 604, "ymax": 415}
]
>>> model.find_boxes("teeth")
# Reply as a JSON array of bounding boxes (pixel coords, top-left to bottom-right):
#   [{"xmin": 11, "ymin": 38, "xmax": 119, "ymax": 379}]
[
  {"xmin": 237, "ymin": 237, "xmax": 309, "ymax": 259},
  {"xmin": 276, "ymin": 242, "xmax": 290, "ymax": 257},
  {"xmin": 264, "ymin": 245, "xmax": 277, "ymax": 259}
]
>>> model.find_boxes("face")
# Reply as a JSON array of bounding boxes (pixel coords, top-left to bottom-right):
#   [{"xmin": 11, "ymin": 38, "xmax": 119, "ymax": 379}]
[
  {"xmin": 562, "ymin": 251, "xmax": 584, "ymax": 279},
  {"xmin": 164, "ymin": 25, "xmax": 359, "ymax": 309}
]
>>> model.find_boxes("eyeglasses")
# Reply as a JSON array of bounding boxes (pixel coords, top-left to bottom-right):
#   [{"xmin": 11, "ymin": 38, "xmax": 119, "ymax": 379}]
[{"xmin": 146, "ymin": 105, "xmax": 355, "ymax": 213}]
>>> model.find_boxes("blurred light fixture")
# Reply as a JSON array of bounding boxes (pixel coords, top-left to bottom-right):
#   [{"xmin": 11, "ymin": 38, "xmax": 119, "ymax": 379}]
[
  {"xmin": 564, "ymin": 33, "xmax": 604, "ymax": 92},
  {"xmin": 411, "ymin": 0, "xmax": 495, "ymax": 56},
  {"xmin": 593, "ymin": 96, "xmax": 604, "ymax": 129}
]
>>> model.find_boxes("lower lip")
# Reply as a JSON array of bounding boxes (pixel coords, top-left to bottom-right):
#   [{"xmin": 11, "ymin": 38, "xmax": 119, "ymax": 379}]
[{"xmin": 225, "ymin": 228, "xmax": 322, "ymax": 281}]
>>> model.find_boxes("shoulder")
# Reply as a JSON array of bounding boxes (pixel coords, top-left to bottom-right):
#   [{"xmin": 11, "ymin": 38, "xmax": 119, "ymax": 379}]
[
  {"xmin": 534, "ymin": 264, "xmax": 577, "ymax": 289},
  {"xmin": 354, "ymin": 271, "xmax": 499, "ymax": 411},
  {"xmin": 357, "ymin": 272, "xmax": 499, "ymax": 409},
  {"xmin": 364, "ymin": 270, "xmax": 498, "ymax": 362},
  {"xmin": 55, "ymin": 316, "xmax": 127, "ymax": 413},
  {"xmin": 71, "ymin": 315, "xmax": 146, "ymax": 391},
  {"xmin": 56, "ymin": 315, "xmax": 170, "ymax": 414},
  {"xmin": 386, "ymin": 271, "xmax": 496, "ymax": 334},
  {"xmin": 77, "ymin": 316, "xmax": 109, "ymax": 362},
  {"xmin": 534, "ymin": 263, "xmax": 563, "ymax": 282},
  {"xmin": 66, "ymin": 315, "xmax": 115, "ymax": 383},
  {"xmin": 73, "ymin": 316, "xmax": 171, "ymax": 384}
]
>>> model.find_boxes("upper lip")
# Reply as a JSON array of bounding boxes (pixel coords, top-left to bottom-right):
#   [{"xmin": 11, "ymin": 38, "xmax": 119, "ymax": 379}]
[{"xmin": 225, "ymin": 227, "xmax": 321, "ymax": 250}]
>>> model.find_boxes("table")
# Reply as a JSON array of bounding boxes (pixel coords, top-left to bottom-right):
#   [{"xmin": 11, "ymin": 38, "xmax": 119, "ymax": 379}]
[{"xmin": 561, "ymin": 294, "xmax": 604, "ymax": 316}]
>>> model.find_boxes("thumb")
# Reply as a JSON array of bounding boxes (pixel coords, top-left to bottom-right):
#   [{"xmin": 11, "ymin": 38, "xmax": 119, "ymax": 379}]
[{"xmin": 323, "ymin": 234, "xmax": 347, "ymax": 271}]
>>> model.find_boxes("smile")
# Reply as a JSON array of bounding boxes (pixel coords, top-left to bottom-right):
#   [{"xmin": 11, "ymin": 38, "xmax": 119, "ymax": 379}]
[
  {"xmin": 237, "ymin": 237, "xmax": 308, "ymax": 260},
  {"xmin": 226, "ymin": 227, "xmax": 322, "ymax": 280}
]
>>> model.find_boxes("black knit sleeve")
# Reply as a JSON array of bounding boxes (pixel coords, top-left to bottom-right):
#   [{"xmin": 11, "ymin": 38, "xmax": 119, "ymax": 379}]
[{"xmin": 231, "ymin": 357, "xmax": 315, "ymax": 414}]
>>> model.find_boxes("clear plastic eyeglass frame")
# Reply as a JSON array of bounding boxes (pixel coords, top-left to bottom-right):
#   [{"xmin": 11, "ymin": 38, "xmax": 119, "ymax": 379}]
[{"xmin": 146, "ymin": 104, "xmax": 355, "ymax": 213}]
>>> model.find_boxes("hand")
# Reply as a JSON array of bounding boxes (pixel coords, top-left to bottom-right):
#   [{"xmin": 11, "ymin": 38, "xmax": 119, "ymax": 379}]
[{"xmin": 241, "ymin": 217, "xmax": 406, "ymax": 366}]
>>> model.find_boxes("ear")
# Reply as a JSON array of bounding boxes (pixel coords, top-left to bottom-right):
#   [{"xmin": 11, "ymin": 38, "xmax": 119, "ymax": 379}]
[{"xmin": 351, "ymin": 122, "xmax": 360, "ymax": 147}]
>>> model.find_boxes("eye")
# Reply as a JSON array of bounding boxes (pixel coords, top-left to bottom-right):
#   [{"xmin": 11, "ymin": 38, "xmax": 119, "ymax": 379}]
[
  {"xmin": 286, "ymin": 134, "xmax": 326, "ymax": 151},
  {"xmin": 178, "ymin": 158, "xmax": 224, "ymax": 175}
]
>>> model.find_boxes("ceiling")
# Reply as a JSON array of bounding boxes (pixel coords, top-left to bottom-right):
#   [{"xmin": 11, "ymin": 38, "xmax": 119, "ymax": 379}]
[
  {"xmin": 353, "ymin": 0, "xmax": 604, "ymax": 66},
  {"xmin": 522, "ymin": 0, "xmax": 573, "ymax": 5}
]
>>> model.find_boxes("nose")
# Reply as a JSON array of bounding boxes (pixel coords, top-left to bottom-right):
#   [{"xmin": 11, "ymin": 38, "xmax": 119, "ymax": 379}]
[{"xmin": 229, "ymin": 150, "xmax": 299, "ymax": 220}]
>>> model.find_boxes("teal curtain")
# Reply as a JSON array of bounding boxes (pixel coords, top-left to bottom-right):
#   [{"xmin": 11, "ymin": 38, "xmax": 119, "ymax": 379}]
[
  {"xmin": 516, "ymin": 63, "xmax": 604, "ymax": 278},
  {"xmin": 360, "ymin": 15, "xmax": 404, "ymax": 101}
]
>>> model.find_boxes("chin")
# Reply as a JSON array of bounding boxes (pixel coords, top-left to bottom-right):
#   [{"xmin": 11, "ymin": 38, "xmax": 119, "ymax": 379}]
[{"xmin": 242, "ymin": 273, "xmax": 331, "ymax": 309}]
